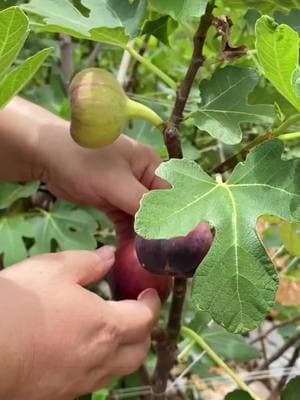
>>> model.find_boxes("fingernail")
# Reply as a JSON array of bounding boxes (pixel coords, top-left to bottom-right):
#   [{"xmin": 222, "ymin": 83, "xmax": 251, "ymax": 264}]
[
  {"xmin": 95, "ymin": 246, "xmax": 115, "ymax": 262},
  {"xmin": 137, "ymin": 288, "xmax": 159, "ymax": 301}
]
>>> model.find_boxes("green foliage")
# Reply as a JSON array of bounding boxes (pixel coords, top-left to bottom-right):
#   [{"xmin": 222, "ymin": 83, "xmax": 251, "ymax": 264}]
[
  {"xmin": 0, "ymin": 1, "xmax": 19, "ymax": 11},
  {"xmin": 23, "ymin": 0, "xmax": 147, "ymax": 46},
  {"xmin": 0, "ymin": 215, "xmax": 34, "ymax": 266},
  {"xmin": 0, "ymin": 1, "xmax": 300, "ymax": 398},
  {"xmin": 256, "ymin": 16, "xmax": 300, "ymax": 111},
  {"xmin": 125, "ymin": 119, "xmax": 167, "ymax": 157},
  {"xmin": 281, "ymin": 376, "xmax": 300, "ymax": 400},
  {"xmin": 149, "ymin": 0, "xmax": 209, "ymax": 22},
  {"xmin": 198, "ymin": 324, "xmax": 260, "ymax": 361},
  {"xmin": 222, "ymin": 0, "xmax": 300, "ymax": 15},
  {"xmin": 280, "ymin": 222, "xmax": 300, "ymax": 256},
  {"xmin": 0, "ymin": 7, "xmax": 28, "ymax": 80},
  {"xmin": 187, "ymin": 313, "xmax": 260, "ymax": 364},
  {"xmin": 225, "ymin": 390, "xmax": 252, "ymax": 400},
  {"xmin": 0, "ymin": 7, "xmax": 51, "ymax": 108},
  {"xmin": 29, "ymin": 201, "xmax": 98, "ymax": 255},
  {"xmin": 136, "ymin": 140, "xmax": 300, "ymax": 333},
  {"xmin": 276, "ymin": 9, "xmax": 300, "ymax": 32},
  {"xmin": 192, "ymin": 66, "xmax": 275, "ymax": 144},
  {"xmin": 142, "ymin": 16, "xmax": 178, "ymax": 47},
  {"xmin": 0, "ymin": 182, "xmax": 39, "ymax": 209},
  {"xmin": 0, "ymin": 47, "xmax": 52, "ymax": 107},
  {"xmin": 91, "ymin": 389, "xmax": 109, "ymax": 400},
  {"xmin": 0, "ymin": 193, "xmax": 105, "ymax": 266}
]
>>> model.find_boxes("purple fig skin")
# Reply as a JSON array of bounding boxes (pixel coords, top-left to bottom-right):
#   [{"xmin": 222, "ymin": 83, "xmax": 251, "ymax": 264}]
[
  {"xmin": 112, "ymin": 239, "xmax": 172, "ymax": 303},
  {"xmin": 134, "ymin": 237, "xmax": 168, "ymax": 275},
  {"xmin": 135, "ymin": 223, "xmax": 213, "ymax": 278}
]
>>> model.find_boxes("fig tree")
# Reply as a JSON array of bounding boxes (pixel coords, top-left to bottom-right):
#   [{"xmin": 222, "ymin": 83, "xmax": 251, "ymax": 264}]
[
  {"xmin": 135, "ymin": 223, "xmax": 213, "ymax": 278},
  {"xmin": 112, "ymin": 239, "xmax": 172, "ymax": 303},
  {"xmin": 69, "ymin": 68, "xmax": 163, "ymax": 148}
]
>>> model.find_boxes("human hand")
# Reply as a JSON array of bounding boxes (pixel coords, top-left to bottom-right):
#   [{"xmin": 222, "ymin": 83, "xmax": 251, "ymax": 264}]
[
  {"xmin": 0, "ymin": 248, "xmax": 160, "ymax": 400},
  {"xmin": 36, "ymin": 118, "xmax": 166, "ymax": 242},
  {"xmin": 0, "ymin": 98, "xmax": 166, "ymax": 242}
]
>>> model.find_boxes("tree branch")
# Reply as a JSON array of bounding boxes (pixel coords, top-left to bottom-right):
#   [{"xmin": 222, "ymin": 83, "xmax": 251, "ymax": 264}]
[
  {"xmin": 151, "ymin": 3, "xmax": 215, "ymax": 399},
  {"xmin": 170, "ymin": 1, "xmax": 215, "ymax": 128},
  {"xmin": 59, "ymin": 34, "xmax": 74, "ymax": 92},
  {"xmin": 212, "ymin": 130, "xmax": 275, "ymax": 174},
  {"xmin": 212, "ymin": 112, "xmax": 300, "ymax": 174},
  {"xmin": 85, "ymin": 43, "xmax": 102, "ymax": 68},
  {"xmin": 151, "ymin": 278, "xmax": 187, "ymax": 398},
  {"xmin": 250, "ymin": 314, "xmax": 300, "ymax": 345},
  {"xmin": 258, "ymin": 331, "xmax": 300, "ymax": 371}
]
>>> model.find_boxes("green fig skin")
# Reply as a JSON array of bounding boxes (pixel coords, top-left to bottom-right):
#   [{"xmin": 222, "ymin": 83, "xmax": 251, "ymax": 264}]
[
  {"xmin": 69, "ymin": 68, "xmax": 163, "ymax": 148},
  {"xmin": 70, "ymin": 68, "xmax": 127, "ymax": 148}
]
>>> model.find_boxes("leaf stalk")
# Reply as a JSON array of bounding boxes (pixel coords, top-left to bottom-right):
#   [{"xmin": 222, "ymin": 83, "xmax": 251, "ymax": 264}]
[
  {"xmin": 181, "ymin": 326, "xmax": 262, "ymax": 400},
  {"xmin": 125, "ymin": 44, "xmax": 177, "ymax": 89}
]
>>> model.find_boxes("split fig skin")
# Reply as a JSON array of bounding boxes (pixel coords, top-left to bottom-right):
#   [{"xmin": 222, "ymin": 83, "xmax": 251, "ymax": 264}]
[
  {"xmin": 69, "ymin": 68, "xmax": 163, "ymax": 148},
  {"xmin": 112, "ymin": 239, "xmax": 172, "ymax": 303},
  {"xmin": 135, "ymin": 223, "xmax": 213, "ymax": 278}
]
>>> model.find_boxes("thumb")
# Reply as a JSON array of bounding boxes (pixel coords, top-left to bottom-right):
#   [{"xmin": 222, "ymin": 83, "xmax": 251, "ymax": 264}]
[
  {"xmin": 56, "ymin": 246, "xmax": 115, "ymax": 286},
  {"xmin": 137, "ymin": 288, "xmax": 161, "ymax": 324}
]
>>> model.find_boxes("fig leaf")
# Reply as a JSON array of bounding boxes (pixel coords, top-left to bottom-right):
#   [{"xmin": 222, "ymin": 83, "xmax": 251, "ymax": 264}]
[
  {"xmin": 135, "ymin": 139, "xmax": 300, "ymax": 333},
  {"xmin": 192, "ymin": 66, "xmax": 274, "ymax": 145}
]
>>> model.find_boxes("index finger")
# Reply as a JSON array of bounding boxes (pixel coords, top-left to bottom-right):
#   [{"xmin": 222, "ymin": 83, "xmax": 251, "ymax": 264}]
[{"xmin": 107, "ymin": 288, "xmax": 161, "ymax": 344}]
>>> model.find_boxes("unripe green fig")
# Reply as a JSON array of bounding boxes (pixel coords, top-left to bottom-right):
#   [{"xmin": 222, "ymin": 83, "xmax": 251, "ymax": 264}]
[{"xmin": 69, "ymin": 68, "xmax": 163, "ymax": 148}]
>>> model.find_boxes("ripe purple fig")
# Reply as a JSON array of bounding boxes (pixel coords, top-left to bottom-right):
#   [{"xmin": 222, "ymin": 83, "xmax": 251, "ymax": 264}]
[
  {"xmin": 112, "ymin": 239, "xmax": 172, "ymax": 303},
  {"xmin": 135, "ymin": 223, "xmax": 213, "ymax": 278}
]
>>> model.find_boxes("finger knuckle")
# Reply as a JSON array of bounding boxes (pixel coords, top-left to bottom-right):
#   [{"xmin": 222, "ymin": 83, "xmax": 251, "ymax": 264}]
[{"xmin": 99, "ymin": 318, "xmax": 120, "ymax": 351}]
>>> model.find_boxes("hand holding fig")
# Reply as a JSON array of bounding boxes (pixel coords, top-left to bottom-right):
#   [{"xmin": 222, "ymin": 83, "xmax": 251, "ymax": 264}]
[{"xmin": 112, "ymin": 239, "xmax": 172, "ymax": 303}]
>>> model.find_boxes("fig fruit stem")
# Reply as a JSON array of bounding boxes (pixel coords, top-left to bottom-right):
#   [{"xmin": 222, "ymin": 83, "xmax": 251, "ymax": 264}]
[
  {"xmin": 278, "ymin": 131, "xmax": 300, "ymax": 141},
  {"xmin": 181, "ymin": 326, "xmax": 263, "ymax": 400},
  {"xmin": 126, "ymin": 98, "xmax": 164, "ymax": 129},
  {"xmin": 273, "ymin": 113, "xmax": 300, "ymax": 136},
  {"xmin": 125, "ymin": 44, "xmax": 177, "ymax": 90}
]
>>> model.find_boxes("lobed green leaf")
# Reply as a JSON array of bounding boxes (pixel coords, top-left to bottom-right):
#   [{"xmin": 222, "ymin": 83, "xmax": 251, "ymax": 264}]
[
  {"xmin": 192, "ymin": 66, "xmax": 274, "ymax": 145},
  {"xmin": 256, "ymin": 16, "xmax": 300, "ymax": 111},
  {"xmin": 135, "ymin": 140, "xmax": 300, "ymax": 333},
  {"xmin": 23, "ymin": 0, "xmax": 148, "ymax": 46},
  {"xmin": 0, "ymin": 182, "xmax": 39, "ymax": 209},
  {"xmin": 149, "ymin": 0, "xmax": 209, "ymax": 22}
]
